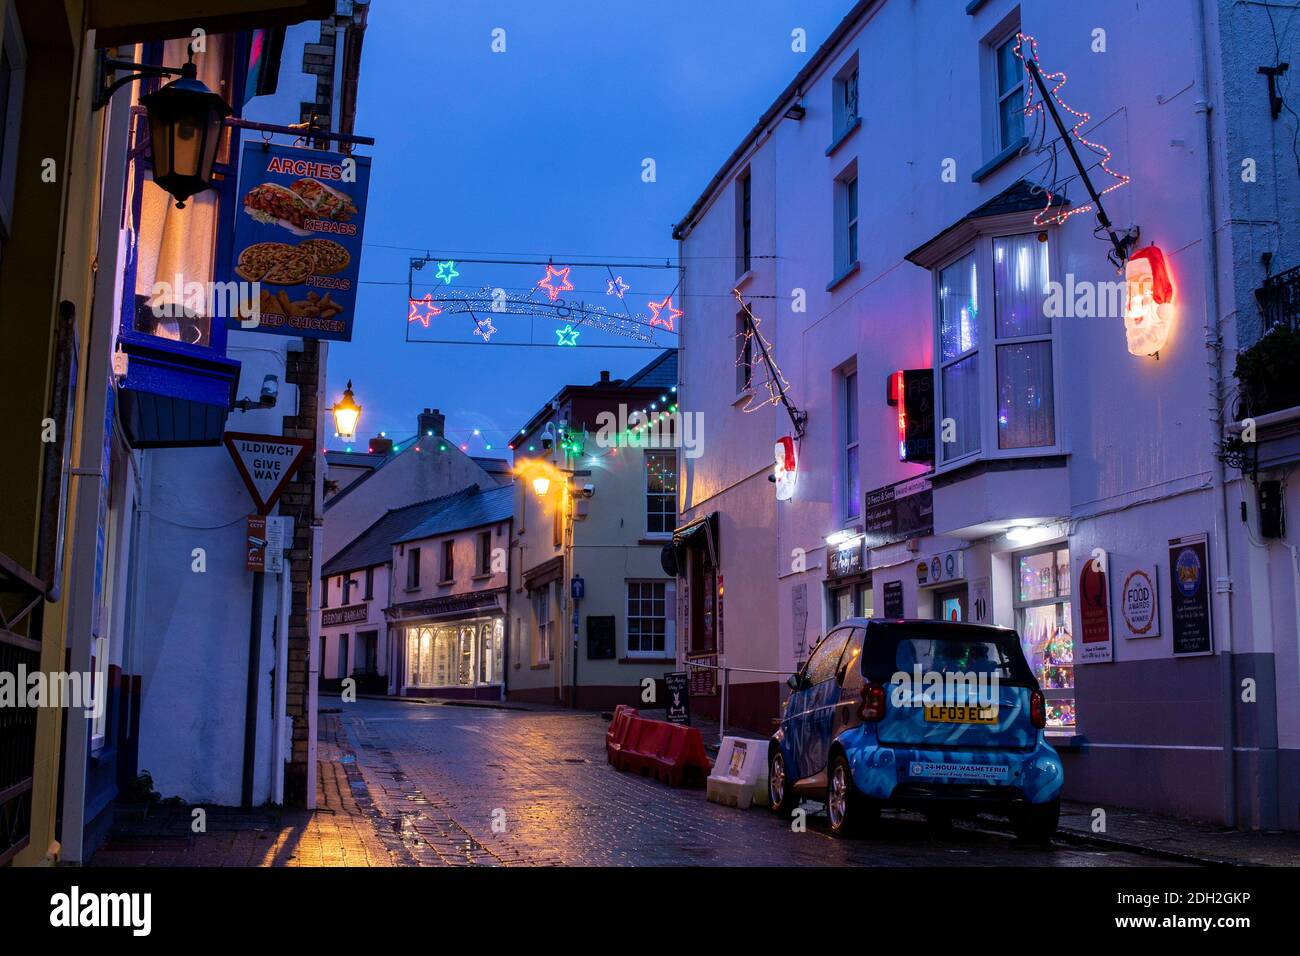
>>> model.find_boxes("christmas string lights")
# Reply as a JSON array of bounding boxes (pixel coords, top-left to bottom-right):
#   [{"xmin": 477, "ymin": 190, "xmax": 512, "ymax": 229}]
[
  {"xmin": 472, "ymin": 315, "xmax": 497, "ymax": 342},
  {"xmin": 607, "ymin": 275, "xmax": 630, "ymax": 298},
  {"xmin": 732, "ymin": 288, "xmax": 807, "ymax": 436},
  {"xmin": 537, "ymin": 263, "xmax": 575, "ymax": 301},
  {"xmin": 407, "ymin": 293, "xmax": 443, "ymax": 328},
  {"xmin": 435, "ymin": 259, "xmax": 459, "ymax": 284},
  {"xmin": 1013, "ymin": 33, "xmax": 1130, "ymax": 230},
  {"xmin": 409, "ymin": 285, "xmax": 659, "ymax": 344},
  {"xmin": 647, "ymin": 295, "xmax": 682, "ymax": 332},
  {"xmin": 555, "ymin": 323, "xmax": 580, "ymax": 346}
]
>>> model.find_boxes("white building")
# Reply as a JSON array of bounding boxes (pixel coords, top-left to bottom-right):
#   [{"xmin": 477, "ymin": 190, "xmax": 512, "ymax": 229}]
[{"xmin": 673, "ymin": 0, "xmax": 1299, "ymax": 828}]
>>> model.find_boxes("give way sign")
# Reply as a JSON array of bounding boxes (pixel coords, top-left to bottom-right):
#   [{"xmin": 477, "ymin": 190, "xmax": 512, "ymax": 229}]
[{"xmin": 223, "ymin": 432, "xmax": 312, "ymax": 514}]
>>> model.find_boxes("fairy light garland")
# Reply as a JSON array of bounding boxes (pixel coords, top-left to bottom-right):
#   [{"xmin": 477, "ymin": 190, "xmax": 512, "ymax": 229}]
[
  {"xmin": 732, "ymin": 289, "xmax": 806, "ymax": 436},
  {"xmin": 1013, "ymin": 33, "xmax": 1130, "ymax": 231}
]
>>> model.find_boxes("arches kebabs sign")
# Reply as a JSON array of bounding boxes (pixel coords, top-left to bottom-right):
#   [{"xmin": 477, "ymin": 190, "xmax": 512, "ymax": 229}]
[{"xmin": 227, "ymin": 143, "xmax": 370, "ymax": 341}]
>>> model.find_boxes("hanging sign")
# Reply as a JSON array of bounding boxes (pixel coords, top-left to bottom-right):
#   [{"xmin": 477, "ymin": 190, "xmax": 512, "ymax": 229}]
[
  {"xmin": 1113, "ymin": 556, "xmax": 1160, "ymax": 640},
  {"xmin": 864, "ymin": 476, "xmax": 933, "ymax": 549},
  {"xmin": 1075, "ymin": 556, "xmax": 1112, "ymax": 663},
  {"xmin": 891, "ymin": 369, "xmax": 935, "ymax": 463},
  {"xmin": 228, "ymin": 142, "xmax": 371, "ymax": 341},
  {"xmin": 1169, "ymin": 534, "xmax": 1213, "ymax": 655},
  {"xmin": 224, "ymin": 432, "xmax": 311, "ymax": 514},
  {"xmin": 773, "ymin": 436, "xmax": 798, "ymax": 500}
]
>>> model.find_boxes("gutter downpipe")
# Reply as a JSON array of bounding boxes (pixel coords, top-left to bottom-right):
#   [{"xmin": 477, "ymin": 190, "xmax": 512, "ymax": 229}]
[{"xmin": 1194, "ymin": 0, "xmax": 1237, "ymax": 828}]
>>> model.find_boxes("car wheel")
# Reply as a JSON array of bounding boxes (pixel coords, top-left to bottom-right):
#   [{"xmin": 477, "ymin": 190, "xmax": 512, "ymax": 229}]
[
  {"xmin": 768, "ymin": 746, "xmax": 798, "ymax": 815},
  {"xmin": 1012, "ymin": 797, "xmax": 1060, "ymax": 845},
  {"xmin": 827, "ymin": 753, "xmax": 876, "ymax": 836}
]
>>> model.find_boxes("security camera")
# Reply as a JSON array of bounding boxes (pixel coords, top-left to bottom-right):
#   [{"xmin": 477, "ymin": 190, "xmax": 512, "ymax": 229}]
[{"xmin": 581, "ymin": 483, "xmax": 595, "ymax": 499}]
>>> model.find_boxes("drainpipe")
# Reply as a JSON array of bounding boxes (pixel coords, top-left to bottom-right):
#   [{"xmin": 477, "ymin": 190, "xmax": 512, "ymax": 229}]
[
  {"xmin": 1194, "ymin": 0, "xmax": 1237, "ymax": 828},
  {"xmin": 270, "ymin": 557, "xmax": 292, "ymax": 805}
]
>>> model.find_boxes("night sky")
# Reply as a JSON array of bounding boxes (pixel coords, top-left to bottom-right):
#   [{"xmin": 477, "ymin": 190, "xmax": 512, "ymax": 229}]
[{"xmin": 326, "ymin": 0, "xmax": 847, "ymax": 456}]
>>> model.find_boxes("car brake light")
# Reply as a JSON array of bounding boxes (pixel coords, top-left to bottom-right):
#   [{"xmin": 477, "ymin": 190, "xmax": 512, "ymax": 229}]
[
  {"xmin": 1030, "ymin": 688, "xmax": 1046, "ymax": 729},
  {"xmin": 858, "ymin": 683, "xmax": 886, "ymax": 722}
]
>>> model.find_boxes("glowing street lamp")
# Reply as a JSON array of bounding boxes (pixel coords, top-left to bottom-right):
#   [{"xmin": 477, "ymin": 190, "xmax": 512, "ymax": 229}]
[
  {"xmin": 532, "ymin": 475, "xmax": 552, "ymax": 498},
  {"xmin": 332, "ymin": 380, "xmax": 361, "ymax": 442}
]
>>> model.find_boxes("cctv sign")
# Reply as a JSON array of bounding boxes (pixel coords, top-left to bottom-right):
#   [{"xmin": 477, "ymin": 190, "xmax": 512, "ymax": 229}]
[{"xmin": 224, "ymin": 432, "xmax": 312, "ymax": 514}]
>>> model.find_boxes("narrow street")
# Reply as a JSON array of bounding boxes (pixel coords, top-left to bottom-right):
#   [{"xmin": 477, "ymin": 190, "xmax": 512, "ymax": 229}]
[{"xmin": 332, "ymin": 699, "xmax": 1178, "ymax": 867}]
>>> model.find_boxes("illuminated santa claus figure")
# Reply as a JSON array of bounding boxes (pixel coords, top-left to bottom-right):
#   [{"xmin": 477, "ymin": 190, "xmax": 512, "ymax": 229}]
[{"xmin": 1124, "ymin": 245, "xmax": 1176, "ymax": 356}]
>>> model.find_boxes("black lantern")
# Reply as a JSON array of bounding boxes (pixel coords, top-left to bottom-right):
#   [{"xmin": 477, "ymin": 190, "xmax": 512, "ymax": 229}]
[
  {"xmin": 140, "ymin": 62, "xmax": 232, "ymax": 209},
  {"xmin": 94, "ymin": 46, "xmax": 232, "ymax": 208}
]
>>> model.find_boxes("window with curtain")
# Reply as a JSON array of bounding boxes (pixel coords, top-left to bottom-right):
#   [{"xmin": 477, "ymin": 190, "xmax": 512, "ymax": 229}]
[
  {"xmin": 938, "ymin": 252, "xmax": 981, "ymax": 463},
  {"xmin": 993, "ymin": 233, "xmax": 1054, "ymax": 449},
  {"xmin": 841, "ymin": 369, "xmax": 860, "ymax": 521},
  {"xmin": 934, "ymin": 233, "xmax": 1056, "ymax": 467}
]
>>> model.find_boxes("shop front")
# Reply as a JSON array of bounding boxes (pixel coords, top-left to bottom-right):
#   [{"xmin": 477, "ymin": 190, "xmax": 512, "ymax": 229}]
[
  {"xmin": 389, "ymin": 592, "xmax": 506, "ymax": 701},
  {"xmin": 825, "ymin": 528, "xmax": 871, "ymax": 629}
]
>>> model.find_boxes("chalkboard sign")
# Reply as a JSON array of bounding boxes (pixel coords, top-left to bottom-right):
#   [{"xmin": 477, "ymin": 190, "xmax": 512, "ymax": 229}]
[
  {"xmin": 664, "ymin": 671, "xmax": 690, "ymax": 724},
  {"xmin": 587, "ymin": 615, "xmax": 615, "ymax": 659}
]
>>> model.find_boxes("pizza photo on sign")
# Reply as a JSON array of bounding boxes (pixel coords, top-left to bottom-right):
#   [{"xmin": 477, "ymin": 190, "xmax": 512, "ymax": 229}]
[{"xmin": 299, "ymin": 238, "xmax": 351, "ymax": 275}]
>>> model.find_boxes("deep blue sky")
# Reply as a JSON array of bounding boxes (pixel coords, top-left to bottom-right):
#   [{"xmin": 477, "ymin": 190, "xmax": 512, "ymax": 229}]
[{"xmin": 327, "ymin": 1, "xmax": 847, "ymax": 456}]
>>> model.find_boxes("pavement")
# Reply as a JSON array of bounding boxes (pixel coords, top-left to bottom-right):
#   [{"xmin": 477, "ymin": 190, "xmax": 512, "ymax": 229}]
[{"xmin": 89, "ymin": 697, "xmax": 1300, "ymax": 866}]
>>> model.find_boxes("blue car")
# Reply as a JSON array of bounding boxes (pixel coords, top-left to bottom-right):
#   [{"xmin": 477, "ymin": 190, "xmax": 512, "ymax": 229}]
[{"xmin": 769, "ymin": 618, "xmax": 1063, "ymax": 843}]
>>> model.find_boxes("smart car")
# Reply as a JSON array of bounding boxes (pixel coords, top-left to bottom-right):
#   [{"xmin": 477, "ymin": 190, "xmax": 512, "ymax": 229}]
[{"xmin": 768, "ymin": 618, "xmax": 1064, "ymax": 843}]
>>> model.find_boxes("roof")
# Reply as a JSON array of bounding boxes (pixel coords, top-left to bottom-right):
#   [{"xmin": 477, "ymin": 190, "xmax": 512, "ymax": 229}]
[
  {"xmin": 511, "ymin": 349, "xmax": 679, "ymax": 445},
  {"xmin": 323, "ymin": 487, "xmax": 480, "ymax": 576},
  {"xmin": 623, "ymin": 349, "xmax": 677, "ymax": 389},
  {"xmin": 672, "ymin": 1, "xmax": 876, "ymax": 240},
  {"xmin": 904, "ymin": 178, "xmax": 1067, "ymax": 266},
  {"xmin": 325, "ymin": 450, "xmax": 388, "ymax": 469},
  {"xmin": 396, "ymin": 484, "xmax": 514, "ymax": 544}
]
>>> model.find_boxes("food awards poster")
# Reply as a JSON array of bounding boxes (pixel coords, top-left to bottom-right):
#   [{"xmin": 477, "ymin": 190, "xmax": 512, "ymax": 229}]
[{"xmin": 227, "ymin": 142, "xmax": 370, "ymax": 341}]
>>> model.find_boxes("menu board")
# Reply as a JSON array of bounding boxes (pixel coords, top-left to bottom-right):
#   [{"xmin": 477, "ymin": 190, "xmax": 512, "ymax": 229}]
[
  {"xmin": 864, "ymin": 476, "xmax": 933, "ymax": 549},
  {"xmin": 227, "ymin": 142, "xmax": 370, "ymax": 341},
  {"xmin": 1169, "ymin": 534, "xmax": 1213, "ymax": 655}
]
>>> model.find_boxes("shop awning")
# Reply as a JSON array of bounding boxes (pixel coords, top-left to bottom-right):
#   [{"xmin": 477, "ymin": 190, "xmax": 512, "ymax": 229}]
[
  {"xmin": 385, "ymin": 591, "xmax": 505, "ymax": 624},
  {"xmin": 89, "ymin": 0, "xmax": 334, "ymax": 47},
  {"xmin": 671, "ymin": 511, "xmax": 718, "ymax": 569}
]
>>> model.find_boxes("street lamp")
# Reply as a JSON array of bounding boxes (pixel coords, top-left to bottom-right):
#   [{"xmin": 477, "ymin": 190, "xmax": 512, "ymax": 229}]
[
  {"xmin": 332, "ymin": 380, "xmax": 361, "ymax": 442},
  {"xmin": 94, "ymin": 46, "xmax": 232, "ymax": 208},
  {"xmin": 531, "ymin": 475, "xmax": 552, "ymax": 498}
]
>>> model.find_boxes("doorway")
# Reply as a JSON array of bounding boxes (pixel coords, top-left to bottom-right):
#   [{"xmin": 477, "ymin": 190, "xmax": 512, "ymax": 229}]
[{"xmin": 933, "ymin": 585, "xmax": 968, "ymax": 622}]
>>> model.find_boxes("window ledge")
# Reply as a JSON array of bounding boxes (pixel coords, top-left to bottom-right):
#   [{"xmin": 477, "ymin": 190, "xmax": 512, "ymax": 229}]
[
  {"xmin": 826, "ymin": 116, "xmax": 862, "ymax": 157},
  {"xmin": 734, "ymin": 268, "xmax": 755, "ymax": 290},
  {"xmin": 972, "ymin": 137, "xmax": 1028, "ymax": 183},
  {"xmin": 620, "ymin": 656, "xmax": 676, "ymax": 664},
  {"xmin": 531, "ymin": 663, "xmax": 550, "ymax": 671},
  {"xmin": 965, "ymin": 0, "xmax": 990, "ymax": 13},
  {"xmin": 471, "ymin": 573, "xmax": 493, "ymax": 582},
  {"xmin": 733, "ymin": 388, "xmax": 753, "ymax": 407},
  {"xmin": 437, "ymin": 578, "xmax": 454, "ymax": 586},
  {"xmin": 638, "ymin": 536, "xmax": 672, "ymax": 546},
  {"xmin": 403, "ymin": 585, "xmax": 420, "ymax": 593},
  {"xmin": 1047, "ymin": 732, "xmax": 1085, "ymax": 750},
  {"xmin": 826, "ymin": 260, "xmax": 860, "ymax": 292}
]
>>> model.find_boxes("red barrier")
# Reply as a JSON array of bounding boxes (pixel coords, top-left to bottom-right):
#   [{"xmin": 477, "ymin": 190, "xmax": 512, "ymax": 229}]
[
  {"xmin": 607, "ymin": 713, "xmax": 711, "ymax": 787},
  {"xmin": 606, "ymin": 704, "xmax": 639, "ymax": 763}
]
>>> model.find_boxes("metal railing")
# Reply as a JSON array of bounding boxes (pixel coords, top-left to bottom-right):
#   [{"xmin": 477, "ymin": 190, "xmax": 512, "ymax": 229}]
[
  {"xmin": 682, "ymin": 657, "xmax": 795, "ymax": 745},
  {"xmin": 0, "ymin": 551, "xmax": 45, "ymax": 866},
  {"xmin": 1256, "ymin": 265, "xmax": 1300, "ymax": 334}
]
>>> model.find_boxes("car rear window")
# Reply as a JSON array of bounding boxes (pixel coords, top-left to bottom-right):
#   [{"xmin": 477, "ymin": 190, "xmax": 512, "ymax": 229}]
[{"xmin": 862, "ymin": 623, "xmax": 1035, "ymax": 685}]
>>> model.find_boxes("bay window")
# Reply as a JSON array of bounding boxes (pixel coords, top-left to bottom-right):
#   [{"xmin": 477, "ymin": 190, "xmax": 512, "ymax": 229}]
[{"xmin": 934, "ymin": 231, "xmax": 1058, "ymax": 467}]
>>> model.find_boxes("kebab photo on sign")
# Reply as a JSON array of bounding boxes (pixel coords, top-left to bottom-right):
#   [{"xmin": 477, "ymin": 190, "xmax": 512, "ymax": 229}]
[{"xmin": 235, "ymin": 176, "xmax": 357, "ymax": 323}]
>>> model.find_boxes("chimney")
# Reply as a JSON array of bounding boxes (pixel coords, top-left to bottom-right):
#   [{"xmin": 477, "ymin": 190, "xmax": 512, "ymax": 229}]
[
  {"xmin": 599, "ymin": 370, "xmax": 610, "ymax": 384},
  {"xmin": 368, "ymin": 435, "xmax": 393, "ymax": 455},
  {"xmin": 417, "ymin": 407, "xmax": 445, "ymax": 437}
]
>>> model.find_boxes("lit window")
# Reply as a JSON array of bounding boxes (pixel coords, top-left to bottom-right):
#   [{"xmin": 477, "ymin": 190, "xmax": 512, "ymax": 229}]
[
  {"xmin": 1014, "ymin": 546, "xmax": 1076, "ymax": 734},
  {"xmin": 645, "ymin": 450, "xmax": 677, "ymax": 535}
]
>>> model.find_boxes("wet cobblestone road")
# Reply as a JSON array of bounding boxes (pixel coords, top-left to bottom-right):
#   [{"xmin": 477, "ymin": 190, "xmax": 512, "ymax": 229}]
[{"xmin": 340, "ymin": 698, "xmax": 1182, "ymax": 867}]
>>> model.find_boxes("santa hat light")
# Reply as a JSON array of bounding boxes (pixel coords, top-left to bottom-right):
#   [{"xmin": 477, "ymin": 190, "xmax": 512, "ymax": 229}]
[{"xmin": 1124, "ymin": 245, "xmax": 1176, "ymax": 356}]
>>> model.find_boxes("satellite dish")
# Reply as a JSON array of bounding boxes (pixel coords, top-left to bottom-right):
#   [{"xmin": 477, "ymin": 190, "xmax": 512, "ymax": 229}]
[{"xmin": 660, "ymin": 543, "xmax": 679, "ymax": 577}]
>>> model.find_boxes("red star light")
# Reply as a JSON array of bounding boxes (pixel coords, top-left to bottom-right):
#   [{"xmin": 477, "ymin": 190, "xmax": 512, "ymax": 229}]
[
  {"xmin": 407, "ymin": 294, "xmax": 442, "ymax": 328},
  {"xmin": 537, "ymin": 264, "xmax": 574, "ymax": 301},
  {"xmin": 647, "ymin": 295, "xmax": 683, "ymax": 332}
]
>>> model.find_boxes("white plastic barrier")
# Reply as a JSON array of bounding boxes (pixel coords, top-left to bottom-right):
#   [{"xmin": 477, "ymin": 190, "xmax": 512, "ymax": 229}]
[{"xmin": 706, "ymin": 736, "xmax": 769, "ymax": 810}]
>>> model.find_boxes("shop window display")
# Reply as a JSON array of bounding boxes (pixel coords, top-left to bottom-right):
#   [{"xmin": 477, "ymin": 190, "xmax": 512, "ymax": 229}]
[
  {"xmin": 1014, "ymin": 546, "xmax": 1076, "ymax": 734},
  {"xmin": 405, "ymin": 618, "xmax": 504, "ymax": 689}
]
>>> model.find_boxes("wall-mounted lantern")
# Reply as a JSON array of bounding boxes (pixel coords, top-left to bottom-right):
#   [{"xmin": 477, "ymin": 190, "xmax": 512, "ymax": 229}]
[{"xmin": 94, "ymin": 45, "xmax": 232, "ymax": 208}]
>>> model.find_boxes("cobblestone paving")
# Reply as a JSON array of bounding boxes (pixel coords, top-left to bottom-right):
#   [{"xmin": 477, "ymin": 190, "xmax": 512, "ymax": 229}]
[{"xmin": 341, "ymin": 698, "xmax": 1183, "ymax": 867}]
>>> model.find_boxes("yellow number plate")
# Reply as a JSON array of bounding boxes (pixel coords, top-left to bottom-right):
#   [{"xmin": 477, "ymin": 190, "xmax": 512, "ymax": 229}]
[{"xmin": 923, "ymin": 704, "xmax": 999, "ymax": 724}]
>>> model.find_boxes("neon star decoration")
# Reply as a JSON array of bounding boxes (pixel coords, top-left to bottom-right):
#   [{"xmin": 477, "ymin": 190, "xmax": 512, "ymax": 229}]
[
  {"xmin": 606, "ymin": 275, "xmax": 630, "ymax": 298},
  {"xmin": 555, "ymin": 324, "xmax": 580, "ymax": 346},
  {"xmin": 1013, "ymin": 33, "xmax": 1130, "ymax": 227},
  {"xmin": 537, "ymin": 264, "xmax": 574, "ymax": 301},
  {"xmin": 472, "ymin": 316, "xmax": 497, "ymax": 342},
  {"xmin": 647, "ymin": 295, "xmax": 683, "ymax": 332},
  {"xmin": 435, "ymin": 260, "xmax": 460, "ymax": 284},
  {"xmin": 407, "ymin": 294, "xmax": 443, "ymax": 328}
]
